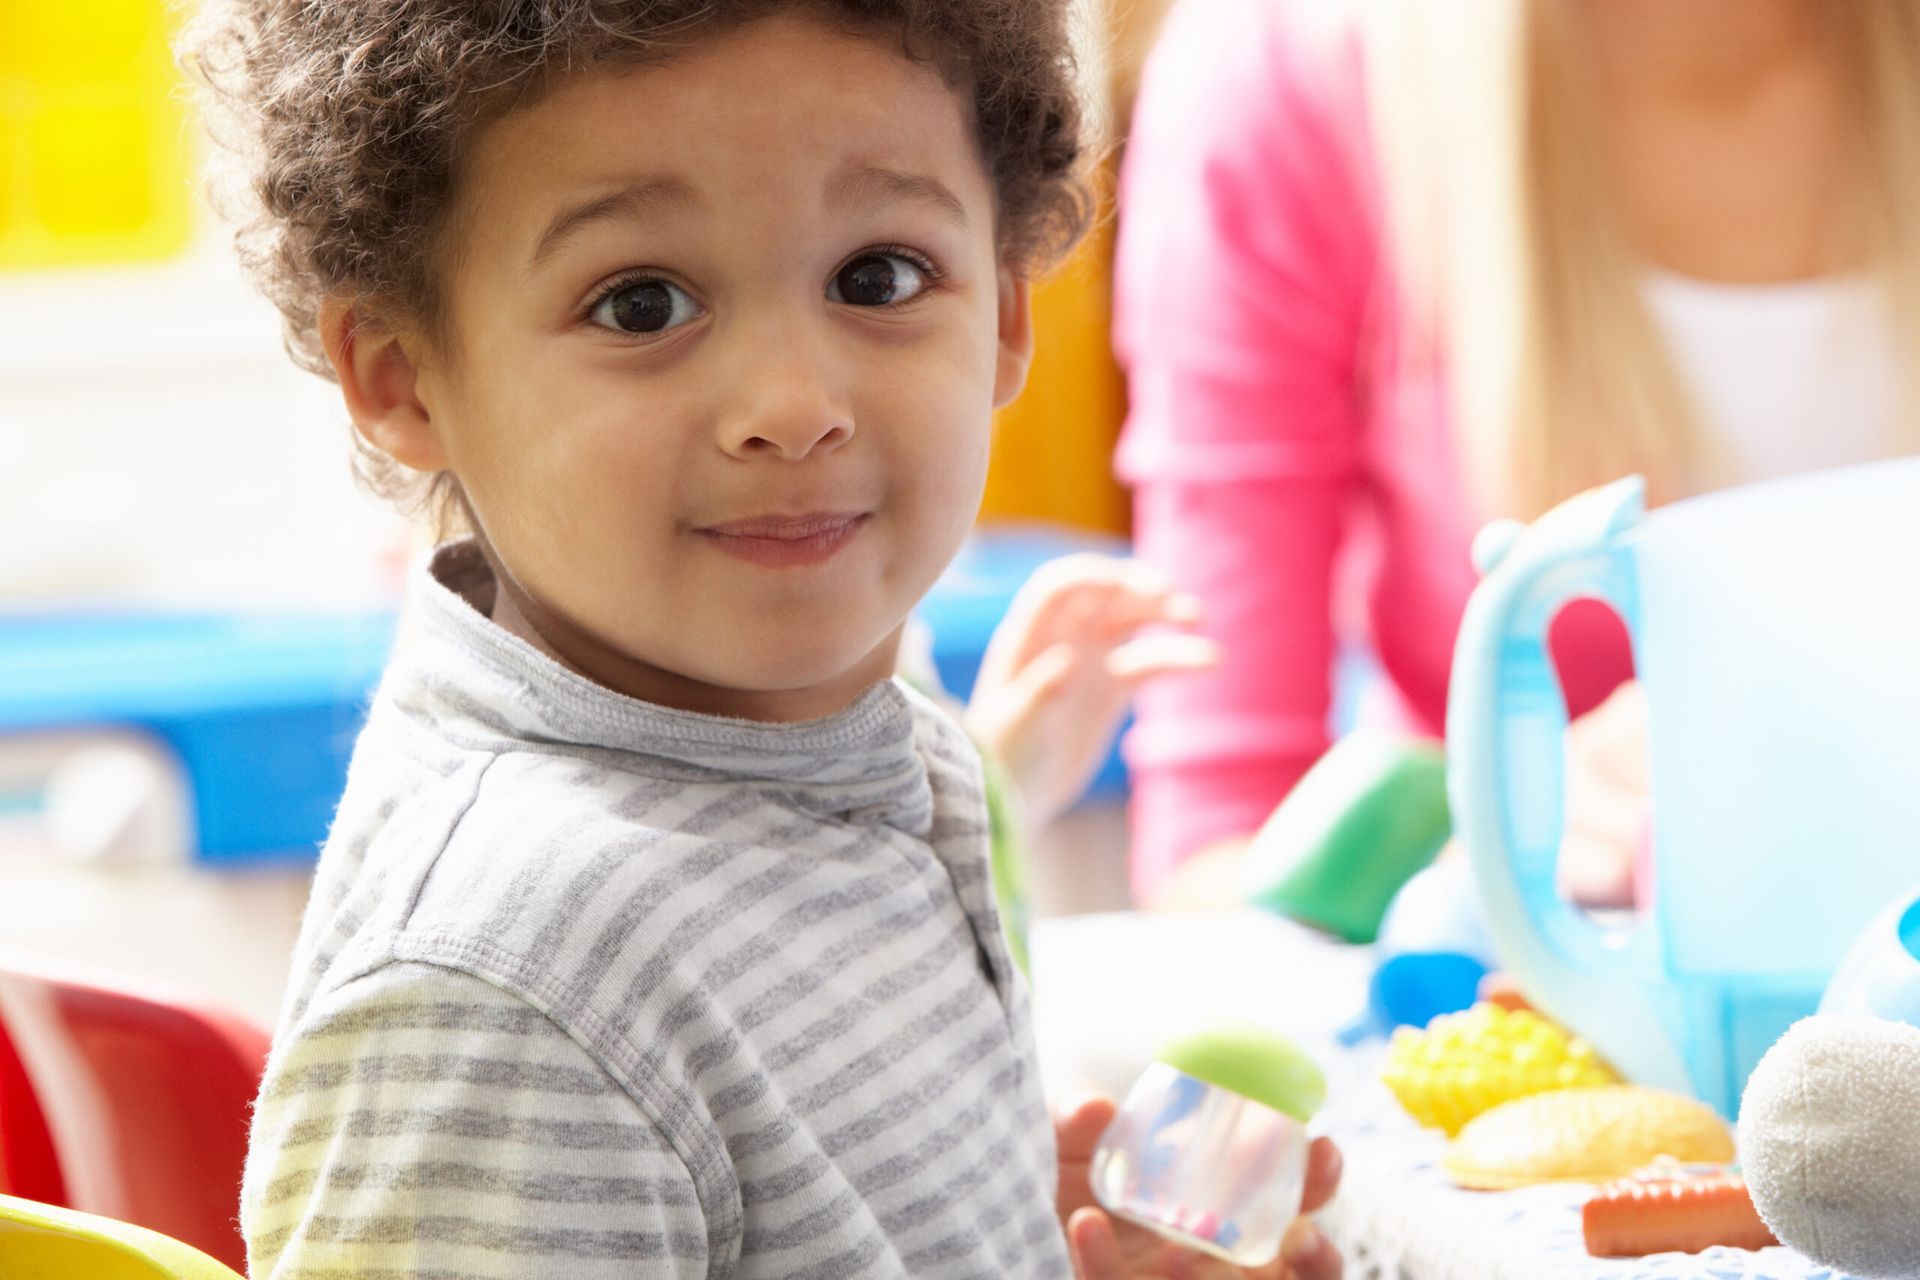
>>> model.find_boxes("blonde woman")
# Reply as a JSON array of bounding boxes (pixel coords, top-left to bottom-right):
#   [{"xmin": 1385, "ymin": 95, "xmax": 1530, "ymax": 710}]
[{"xmin": 1117, "ymin": 0, "xmax": 1919, "ymax": 903}]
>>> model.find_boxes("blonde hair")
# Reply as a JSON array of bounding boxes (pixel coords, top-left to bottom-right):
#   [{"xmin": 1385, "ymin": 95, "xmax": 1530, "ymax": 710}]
[{"xmin": 1360, "ymin": 0, "xmax": 1920, "ymax": 518}]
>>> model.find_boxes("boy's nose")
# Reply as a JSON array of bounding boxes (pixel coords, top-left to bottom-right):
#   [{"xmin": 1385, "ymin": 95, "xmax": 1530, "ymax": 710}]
[{"xmin": 716, "ymin": 334, "xmax": 854, "ymax": 461}]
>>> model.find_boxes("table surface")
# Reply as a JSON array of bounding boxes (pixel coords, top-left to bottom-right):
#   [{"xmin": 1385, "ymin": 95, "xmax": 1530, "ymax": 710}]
[
  {"xmin": 0, "ymin": 866, "xmax": 1860, "ymax": 1279},
  {"xmin": 1029, "ymin": 910, "xmax": 1849, "ymax": 1280}
]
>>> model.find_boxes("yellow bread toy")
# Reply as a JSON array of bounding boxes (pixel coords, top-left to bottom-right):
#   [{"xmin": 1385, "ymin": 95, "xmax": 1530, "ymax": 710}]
[
  {"xmin": 1382, "ymin": 1003, "xmax": 1616, "ymax": 1135},
  {"xmin": 1443, "ymin": 1085, "xmax": 1733, "ymax": 1190}
]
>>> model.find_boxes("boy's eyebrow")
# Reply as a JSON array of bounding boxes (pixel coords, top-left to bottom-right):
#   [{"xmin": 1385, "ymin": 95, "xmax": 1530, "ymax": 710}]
[
  {"xmin": 825, "ymin": 165, "xmax": 969, "ymax": 227},
  {"xmin": 529, "ymin": 176, "xmax": 702, "ymax": 267}
]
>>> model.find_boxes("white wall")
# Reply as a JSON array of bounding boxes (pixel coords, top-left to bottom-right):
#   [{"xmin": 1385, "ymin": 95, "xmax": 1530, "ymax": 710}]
[{"xmin": 0, "ymin": 236, "xmax": 412, "ymax": 611}]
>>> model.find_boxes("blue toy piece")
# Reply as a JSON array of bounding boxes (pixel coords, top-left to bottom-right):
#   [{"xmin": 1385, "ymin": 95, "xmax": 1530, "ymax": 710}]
[
  {"xmin": 915, "ymin": 523, "xmax": 1132, "ymax": 803},
  {"xmin": 1350, "ymin": 953, "xmax": 1487, "ymax": 1042},
  {"xmin": 0, "ymin": 610, "xmax": 395, "ymax": 864},
  {"xmin": 1341, "ymin": 858, "xmax": 1496, "ymax": 1042},
  {"xmin": 1821, "ymin": 883, "xmax": 1920, "ymax": 1029},
  {"xmin": 1375, "ymin": 856, "xmax": 1497, "ymax": 965}
]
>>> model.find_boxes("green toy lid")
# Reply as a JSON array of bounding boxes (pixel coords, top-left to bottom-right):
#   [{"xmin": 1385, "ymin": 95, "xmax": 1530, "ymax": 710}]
[{"xmin": 1158, "ymin": 1022, "xmax": 1327, "ymax": 1123}]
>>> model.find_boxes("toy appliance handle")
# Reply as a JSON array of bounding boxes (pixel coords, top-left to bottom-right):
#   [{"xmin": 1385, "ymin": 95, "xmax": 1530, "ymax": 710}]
[{"xmin": 1447, "ymin": 476, "xmax": 1691, "ymax": 1093}]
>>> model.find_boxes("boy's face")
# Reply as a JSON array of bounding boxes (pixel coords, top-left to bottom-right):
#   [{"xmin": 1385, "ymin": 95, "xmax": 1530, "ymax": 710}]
[{"xmin": 362, "ymin": 13, "xmax": 1031, "ymax": 720}]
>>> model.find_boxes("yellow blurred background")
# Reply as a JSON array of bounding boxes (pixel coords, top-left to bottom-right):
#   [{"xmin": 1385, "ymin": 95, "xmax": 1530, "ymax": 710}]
[{"xmin": 0, "ymin": 1, "xmax": 194, "ymax": 269}]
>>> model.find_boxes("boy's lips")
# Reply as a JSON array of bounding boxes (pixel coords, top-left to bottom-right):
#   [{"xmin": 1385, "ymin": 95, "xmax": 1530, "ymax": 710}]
[{"xmin": 696, "ymin": 511, "xmax": 869, "ymax": 568}]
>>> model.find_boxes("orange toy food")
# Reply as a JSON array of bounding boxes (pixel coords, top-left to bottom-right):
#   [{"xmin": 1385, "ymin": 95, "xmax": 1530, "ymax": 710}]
[
  {"xmin": 1583, "ymin": 1161, "xmax": 1779, "ymax": 1257},
  {"xmin": 1476, "ymin": 972, "xmax": 1533, "ymax": 1014}
]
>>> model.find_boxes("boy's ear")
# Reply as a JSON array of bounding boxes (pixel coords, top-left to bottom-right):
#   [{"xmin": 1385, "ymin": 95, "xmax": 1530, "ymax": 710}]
[
  {"xmin": 319, "ymin": 296, "xmax": 446, "ymax": 472},
  {"xmin": 991, "ymin": 267, "xmax": 1035, "ymax": 410}
]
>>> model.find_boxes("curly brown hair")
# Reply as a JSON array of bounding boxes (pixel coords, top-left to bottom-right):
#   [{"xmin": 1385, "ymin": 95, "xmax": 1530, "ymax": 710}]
[{"xmin": 182, "ymin": 0, "xmax": 1092, "ymax": 530}]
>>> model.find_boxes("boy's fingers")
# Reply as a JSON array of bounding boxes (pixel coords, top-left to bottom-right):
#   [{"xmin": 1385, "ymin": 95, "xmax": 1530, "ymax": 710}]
[
  {"xmin": 1066, "ymin": 1207, "xmax": 1126, "ymax": 1280},
  {"xmin": 1053, "ymin": 1093, "xmax": 1117, "ymax": 1160},
  {"xmin": 1300, "ymin": 1137, "xmax": 1342, "ymax": 1213},
  {"xmin": 1107, "ymin": 633, "xmax": 1222, "ymax": 683},
  {"xmin": 1280, "ymin": 1216, "xmax": 1343, "ymax": 1280}
]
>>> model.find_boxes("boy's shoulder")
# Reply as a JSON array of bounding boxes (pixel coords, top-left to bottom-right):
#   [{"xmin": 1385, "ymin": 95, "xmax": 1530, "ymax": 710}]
[{"xmin": 317, "ymin": 676, "xmax": 981, "ymax": 999}]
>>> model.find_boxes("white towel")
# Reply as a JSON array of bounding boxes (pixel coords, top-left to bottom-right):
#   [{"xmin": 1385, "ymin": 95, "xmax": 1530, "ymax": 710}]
[{"xmin": 1738, "ymin": 1015, "xmax": 1920, "ymax": 1278}]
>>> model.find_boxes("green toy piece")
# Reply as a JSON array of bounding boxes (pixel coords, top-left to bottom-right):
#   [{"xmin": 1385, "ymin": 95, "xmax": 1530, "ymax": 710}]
[
  {"xmin": 1241, "ymin": 732, "xmax": 1451, "ymax": 944},
  {"xmin": 1158, "ymin": 1022, "xmax": 1327, "ymax": 1123}
]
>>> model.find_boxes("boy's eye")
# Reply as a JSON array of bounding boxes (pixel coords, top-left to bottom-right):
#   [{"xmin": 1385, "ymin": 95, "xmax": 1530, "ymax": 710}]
[
  {"xmin": 588, "ymin": 278, "xmax": 702, "ymax": 335},
  {"xmin": 827, "ymin": 253, "xmax": 930, "ymax": 307}
]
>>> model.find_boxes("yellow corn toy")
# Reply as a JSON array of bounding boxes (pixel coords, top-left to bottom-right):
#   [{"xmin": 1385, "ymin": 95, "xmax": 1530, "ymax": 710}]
[{"xmin": 1381, "ymin": 1002, "xmax": 1617, "ymax": 1135}]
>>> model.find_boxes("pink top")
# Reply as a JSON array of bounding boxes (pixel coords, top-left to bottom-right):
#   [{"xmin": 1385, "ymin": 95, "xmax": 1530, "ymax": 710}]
[{"xmin": 1114, "ymin": 0, "xmax": 1630, "ymax": 893}]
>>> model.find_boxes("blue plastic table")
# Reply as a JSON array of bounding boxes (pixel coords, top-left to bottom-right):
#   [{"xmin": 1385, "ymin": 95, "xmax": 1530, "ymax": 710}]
[{"xmin": 0, "ymin": 610, "xmax": 395, "ymax": 864}]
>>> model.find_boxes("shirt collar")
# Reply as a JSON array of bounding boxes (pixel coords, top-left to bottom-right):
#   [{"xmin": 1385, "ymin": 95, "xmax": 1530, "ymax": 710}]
[{"xmin": 383, "ymin": 539, "xmax": 934, "ymax": 837}]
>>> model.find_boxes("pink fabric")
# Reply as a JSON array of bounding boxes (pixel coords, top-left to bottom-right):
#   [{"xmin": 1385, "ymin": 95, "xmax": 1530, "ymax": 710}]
[{"xmin": 1114, "ymin": 0, "xmax": 1631, "ymax": 894}]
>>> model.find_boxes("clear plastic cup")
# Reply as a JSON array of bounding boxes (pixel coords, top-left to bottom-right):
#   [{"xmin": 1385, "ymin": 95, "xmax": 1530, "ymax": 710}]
[{"xmin": 1089, "ymin": 1024, "xmax": 1324, "ymax": 1268}]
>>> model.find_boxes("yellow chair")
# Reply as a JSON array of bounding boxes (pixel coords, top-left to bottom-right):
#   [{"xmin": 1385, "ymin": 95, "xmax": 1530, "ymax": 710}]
[{"xmin": 0, "ymin": 1195, "xmax": 243, "ymax": 1280}]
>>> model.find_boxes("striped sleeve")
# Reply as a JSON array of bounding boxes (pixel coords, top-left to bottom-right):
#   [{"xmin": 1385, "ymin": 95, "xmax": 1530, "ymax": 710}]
[{"xmin": 242, "ymin": 962, "xmax": 709, "ymax": 1280}]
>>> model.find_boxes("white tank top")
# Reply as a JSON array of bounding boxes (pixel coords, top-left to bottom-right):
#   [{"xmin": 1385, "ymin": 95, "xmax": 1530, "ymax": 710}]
[{"xmin": 1644, "ymin": 271, "xmax": 1901, "ymax": 483}]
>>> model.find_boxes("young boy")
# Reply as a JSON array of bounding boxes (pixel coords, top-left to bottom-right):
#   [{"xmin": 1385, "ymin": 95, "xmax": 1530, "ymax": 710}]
[{"xmin": 187, "ymin": 2, "xmax": 1338, "ymax": 1275}]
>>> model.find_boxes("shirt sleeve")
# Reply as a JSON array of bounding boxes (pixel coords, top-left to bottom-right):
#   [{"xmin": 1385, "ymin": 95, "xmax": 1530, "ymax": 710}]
[
  {"xmin": 242, "ymin": 961, "xmax": 710, "ymax": 1280},
  {"xmin": 1113, "ymin": 0, "xmax": 1376, "ymax": 893}
]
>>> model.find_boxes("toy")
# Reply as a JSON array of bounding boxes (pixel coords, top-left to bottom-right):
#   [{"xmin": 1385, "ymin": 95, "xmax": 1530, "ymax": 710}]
[
  {"xmin": 1090, "ymin": 1023, "xmax": 1325, "ymax": 1268},
  {"xmin": 1382, "ymin": 1002, "xmax": 1616, "ymax": 1135},
  {"xmin": 1442, "ymin": 1084, "xmax": 1732, "ymax": 1190},
  {"xmin": 1477, "ymin": 972, "xmax": 1533, "ymax": 1013},
  {"xmin": 1347, "ymin": 951, "xmax": 1487, "ymax": 1044},
  {"xmin": 1449, "ymin": 460, "xmax": 1920, "ymax": 1115},
  {"xmin": 1581, "ymin": 1160, "xmax": 1777, "ymax": 1258},
  {"xmin": 1241, "ymin": 732, "xmax": 1450, "ymax": 945},
  {"xmin": 1733, "ymin": 889, "xmax": 1920, "ymax": 1277},
  {"xmin": 1738, "ymin": 1015, "xmax": 1920, "ymax": 1278},
  {"xmin": 1818, "ymin": 884, "xmax": 1920, "ymax": 1027},
  {"xmin": 1342, "ymin": 855, "xmax": 1498, "ymax": 1040}
]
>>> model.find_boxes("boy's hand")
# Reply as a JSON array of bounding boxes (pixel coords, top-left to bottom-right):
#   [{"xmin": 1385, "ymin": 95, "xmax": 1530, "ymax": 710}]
[
  {"xmin": 1055, "ymin": 1095, "xmax": 1344, "ymax": 1280},
  {"xmin": 965, "ymin": 556, "xmax": 1218, "ymax": 825}
]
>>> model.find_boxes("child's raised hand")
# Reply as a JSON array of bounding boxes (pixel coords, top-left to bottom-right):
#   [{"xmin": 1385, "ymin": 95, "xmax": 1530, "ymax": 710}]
[
  {"xmin": 1054, "ymin": 1095, "xmax": 1345, "ymax": 1280},
  {"xmin": 964, "ymin": 556, "xmax": 1218, "ymax": 825}
]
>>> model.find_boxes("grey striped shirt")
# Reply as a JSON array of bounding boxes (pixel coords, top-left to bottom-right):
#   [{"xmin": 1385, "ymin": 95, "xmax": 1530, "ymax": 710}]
[{"xmin": 241, "ymin": 542, "xmax": 1068, "ymax": 1278}]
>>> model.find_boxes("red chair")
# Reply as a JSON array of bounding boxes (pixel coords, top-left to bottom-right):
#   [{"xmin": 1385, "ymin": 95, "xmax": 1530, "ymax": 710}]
[
  {"xmin": 0, "ymin": 1014, "xmax": 67, "ymax": 1205},
  {"xmin": 0, "ymin": 955, "xmax": 269, "ymax": 1273}
]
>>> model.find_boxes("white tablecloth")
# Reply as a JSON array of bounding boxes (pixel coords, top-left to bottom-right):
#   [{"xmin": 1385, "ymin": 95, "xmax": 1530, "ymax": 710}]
[{"xmin": 1029, "ymin": 911, "xmax": 1847, "ymax": 1280}]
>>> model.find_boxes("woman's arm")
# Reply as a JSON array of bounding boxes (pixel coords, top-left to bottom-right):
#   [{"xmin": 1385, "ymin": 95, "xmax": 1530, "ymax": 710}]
[{"xmin": 1115, "ymin": 0, "xmax": 1378, "ymax": 897}]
